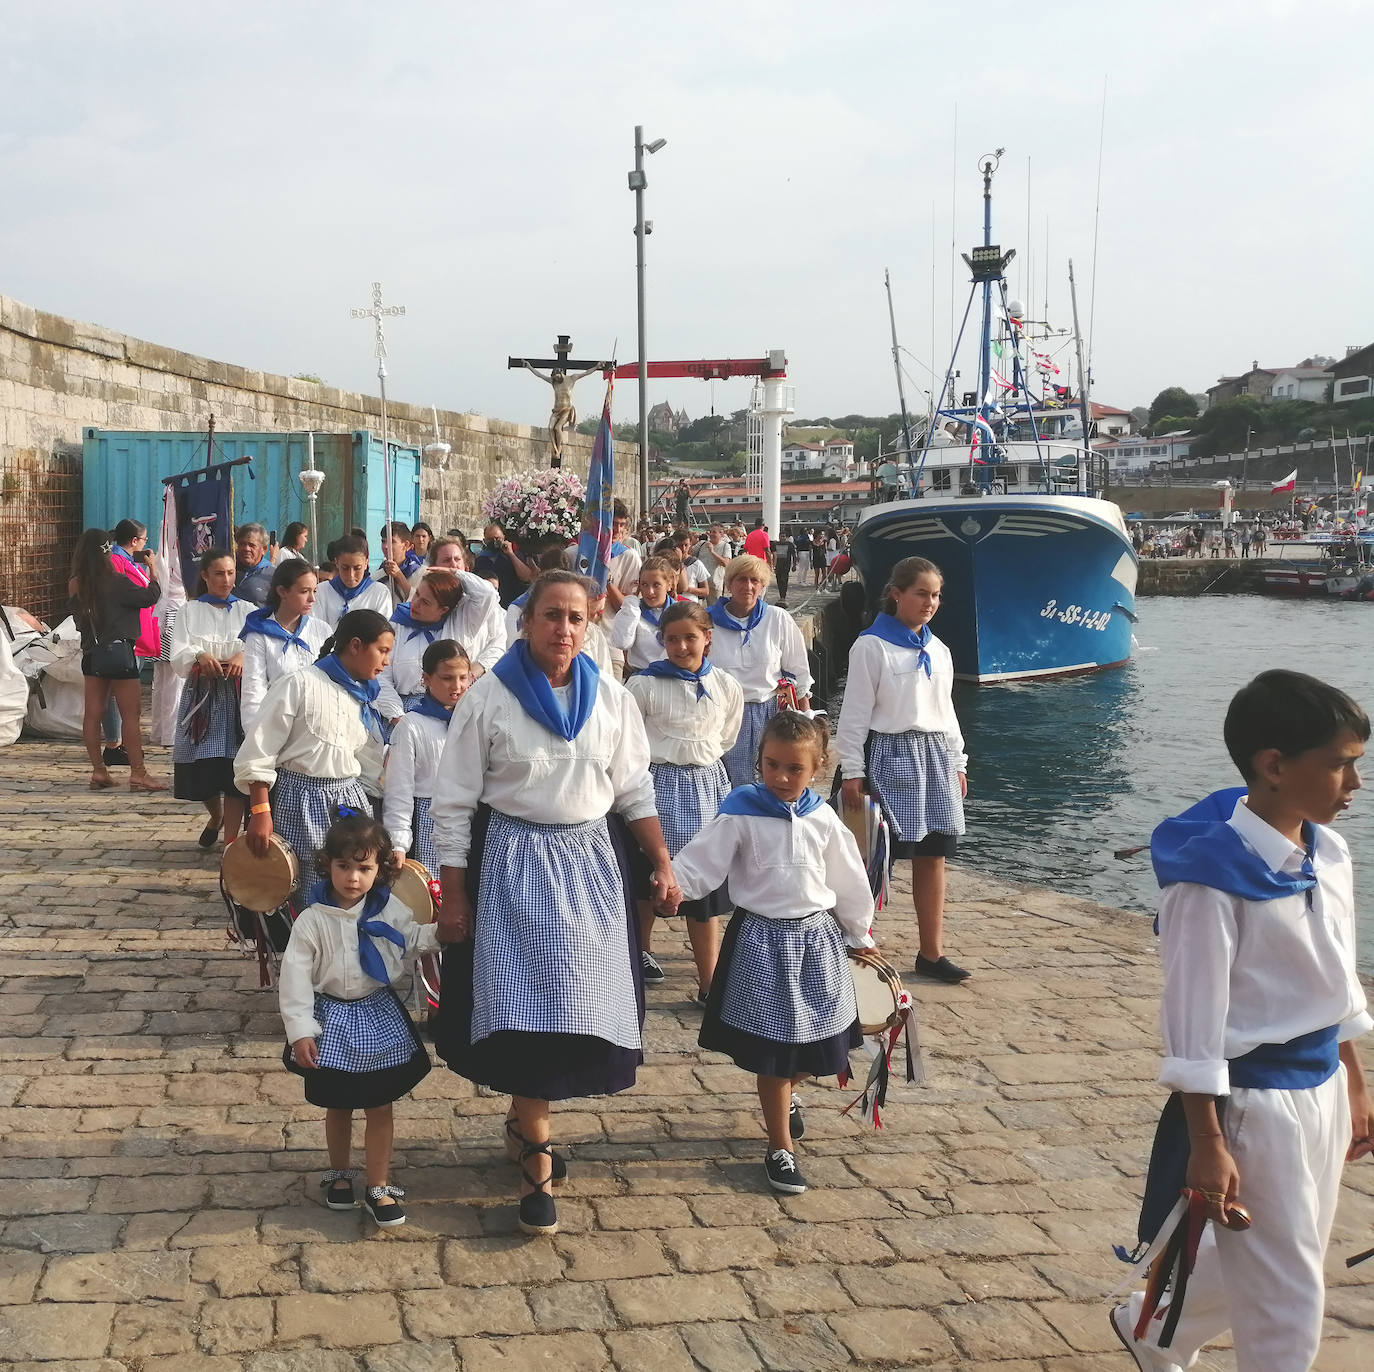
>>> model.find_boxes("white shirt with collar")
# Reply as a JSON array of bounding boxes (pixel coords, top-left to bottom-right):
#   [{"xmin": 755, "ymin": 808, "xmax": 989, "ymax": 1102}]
[
  {"xmin": 609, "ymin": 598, "xmax": 671, "ymax": 671},
  {"xmin": 240, "ymin": 613, "xmax": 333, "ymax": 733},
  {"xmin": 375, "ymin": 573, "xmax": 504, "ymax": 717},
  {"xmin": 608, "ymin": 546, "xmax": 642, "ymax": 594},
  {"xmin": 672, "ymin": 803, "xmax": 876, "ymax": 949},
  {"xmin": 277, "ymin": 889, "xmax": 439, "ymax": 1044},
  {"xmin": 430, "ymin": 665, "xmax": 657, "ymax": 870},
  {"xmin": 233, "ymin": 664, "xmax": 384, "ymax": 796},
  {"xmin": 625, "ymin": 666, "xmax": 744, "ymax": 767},
  {"xmin": 169, "ymin": 598, "xmax": 252, "ymax": 676},
  {"xmin": 834, "ymin": 630, "xmax": 967, "ymax": 776},
  {"xmin": 382, "ymin": 708, "xmax": 449, "ymax": 855},
  {"xmin": 708, "ymin": 602, "xmax": 813, "ymax": 703},
  {"xmin": 1156, "ymin": 795, "xmax": 1371, "ymax": 1097},
  {"xmin": 313, "ymin": 578, "xmax": 392, "ymax": 630}
]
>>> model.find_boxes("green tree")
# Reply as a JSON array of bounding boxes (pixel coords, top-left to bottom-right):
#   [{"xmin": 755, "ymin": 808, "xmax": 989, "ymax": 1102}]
[{"xmin": 1148, "ymin": 387, "xmax": 1198, "ymax": 426}]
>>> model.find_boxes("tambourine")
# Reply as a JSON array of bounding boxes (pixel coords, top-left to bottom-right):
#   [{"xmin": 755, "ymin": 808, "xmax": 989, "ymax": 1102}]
[{"xmin": 221, "ymin": 834, "xmax": 300, "ymax": 914}]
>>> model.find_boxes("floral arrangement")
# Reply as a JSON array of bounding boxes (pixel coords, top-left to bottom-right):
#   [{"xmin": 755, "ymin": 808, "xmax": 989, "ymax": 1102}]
[{"xmin": 480, "ymin": 468, "xmax": 585, "ymax": 544}]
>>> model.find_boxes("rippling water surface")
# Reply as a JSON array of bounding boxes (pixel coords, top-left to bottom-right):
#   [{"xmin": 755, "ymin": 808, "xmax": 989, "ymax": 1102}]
[{"xmin": 951, "ymin": 594, "xmax": 1374, "ymax": 972}]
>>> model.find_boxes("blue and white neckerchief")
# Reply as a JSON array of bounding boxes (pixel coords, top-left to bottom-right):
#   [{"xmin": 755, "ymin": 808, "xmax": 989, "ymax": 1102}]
[
  {"xmin": 637, "ymin": 657, "xmax": 714, "ymax": 701},
  {"xmin": 718, "ymin": 783, "xmax": 826, "ymax": 821},
  {"xmin": 305, "ymin": 882, "xmax": 404, "ymax": 983},
  {"xmin": 110, "ymin": 544, "xmax": 139, "ymax": 570},
  {"xmin": 400, "ymin": 550, "xmax": 424, "ymax": 578},
  {"xmin": 240, "ymin": 606, "xmax": 310, "ymax": 654},
  {"xmin": 407, "ymin": 693, "xmax": 455, "ymax": 725},
  {"xmin": 328, "ymin": 574, "xmax": 375, "ymax": 608},
  {"xmin": 390, "ymin": 602, "xmax": 445, "ymax": 644},
  {"xmin": 491, "ymin": 640, "xmax": 599, "ymax": 742},
  {"xmin": 860, "ymin": 613, "xmax": 932, "ymax": 677},
  {"xmin": 197, "ymin": 593, "xmax": 241, "ymax": 608},
  {"xmin": 315, "ymin": 654, "xmax": 386, "ymax": 740},
  {"xmin": 709, "ymin": 597, "xmax": 766, "ymax": 645},
  {"xmin": 639, "ymin": 598, "xmax": 674, "ymax": 628}
]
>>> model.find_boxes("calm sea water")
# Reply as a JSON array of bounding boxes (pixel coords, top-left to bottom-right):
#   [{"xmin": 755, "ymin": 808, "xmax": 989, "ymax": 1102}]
[{"xmin": 952, "ymin": 594, "xmax": 1374, "ymax": 973}]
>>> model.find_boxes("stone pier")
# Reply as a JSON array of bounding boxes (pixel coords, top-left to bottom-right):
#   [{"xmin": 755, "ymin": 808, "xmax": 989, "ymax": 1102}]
[{"xmin": 0, "ymin": 738, "xmax": 1370, "ymax": 1369}]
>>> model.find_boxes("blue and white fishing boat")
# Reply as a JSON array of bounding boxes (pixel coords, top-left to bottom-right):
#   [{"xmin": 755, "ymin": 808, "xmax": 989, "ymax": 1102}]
[{"xmin": 852, "ymin": 152, "xmax": 1138, "ymax": 683}]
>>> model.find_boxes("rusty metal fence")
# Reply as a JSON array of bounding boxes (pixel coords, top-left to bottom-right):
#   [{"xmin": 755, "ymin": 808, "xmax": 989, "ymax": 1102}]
[{"xmin": 0, "ymin": 450, "xmax": 83, "ymax": 625}]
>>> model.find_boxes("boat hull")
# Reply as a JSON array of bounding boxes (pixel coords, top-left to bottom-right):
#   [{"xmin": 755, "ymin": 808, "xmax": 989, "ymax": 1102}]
[{"xmin": 851, "ymin": 496, "xmax": 1138, "ymax": 683}]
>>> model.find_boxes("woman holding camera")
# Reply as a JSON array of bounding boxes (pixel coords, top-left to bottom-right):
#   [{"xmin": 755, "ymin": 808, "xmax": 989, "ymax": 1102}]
[{"xmin": 70, "ymin": 527, "xmax": 167, "ymax": 792}]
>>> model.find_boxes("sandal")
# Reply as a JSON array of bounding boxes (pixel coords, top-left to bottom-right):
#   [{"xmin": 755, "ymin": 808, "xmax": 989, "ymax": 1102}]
[
  {"xmin": 517, "ymin": 1142, "xmax": 558, "ymax": 1236},
  {"xmin": 89, "ymin": 773, "xmax": 116, "ymax": 790},
  {"xmin": 504, "ymin": 1117, "xmax": 567, "ymax": 1184},
  {"xmin": 129, "ymin": 773, "xmax": 168, "ymax": 793}
]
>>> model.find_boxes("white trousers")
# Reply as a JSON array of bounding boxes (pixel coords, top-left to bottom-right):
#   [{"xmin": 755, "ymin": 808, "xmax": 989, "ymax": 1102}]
[
  {"xmin": 1129, "ymin": 1067, "xmax": 1349, "ymax": 1371},
  {"xmin": 149, "ymin": 665, "xmax": 182, "ymax": 748}
]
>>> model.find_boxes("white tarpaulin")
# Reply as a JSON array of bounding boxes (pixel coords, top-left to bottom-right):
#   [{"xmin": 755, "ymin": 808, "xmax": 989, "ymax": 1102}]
[{"xmin": 0, "ymin": 618, "xmax": 29, "ymax": 746}]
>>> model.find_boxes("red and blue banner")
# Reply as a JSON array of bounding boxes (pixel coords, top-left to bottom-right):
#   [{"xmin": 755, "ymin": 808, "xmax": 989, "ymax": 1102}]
[{"xmin": 575, "ymin": 379, "xmax": 616, "ymax": 591}]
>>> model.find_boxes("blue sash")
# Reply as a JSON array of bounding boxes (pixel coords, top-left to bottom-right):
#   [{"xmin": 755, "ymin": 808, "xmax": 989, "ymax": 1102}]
[
  {"xmin": 197, "ymin": 593, "xmax": 241, "ymax": 608},
  {"xmin": 328, "ymin": 574, "xmax": 375, "ymax": 609},
  {"xmin": 1229, "ymin": 1025, "xmax": 1340, "ymax": 1089}
]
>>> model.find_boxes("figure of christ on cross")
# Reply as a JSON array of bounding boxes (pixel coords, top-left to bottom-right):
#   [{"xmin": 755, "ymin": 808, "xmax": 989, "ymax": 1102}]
[{"xmin": 509, "ymin": 335, "xmax": 614, "ymax": 468}]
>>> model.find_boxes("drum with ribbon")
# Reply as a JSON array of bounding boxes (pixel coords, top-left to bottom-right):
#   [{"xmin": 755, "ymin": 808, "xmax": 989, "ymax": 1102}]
[
  {"xmin": 220, "ymin": 835, "xmax": 301, "ymax": 987},
  {"xmin": 848, "ymin": 947, "xmax": 903, "ymax": 1036},
  {"xmin": 842, "ymin": 947, "xmax": 922, "ymax": 1128},
  {"xmin": 835, "ymin": 792, "xmax": 891, "ymax": 910},
  {"xmin": 389, "ymin": 860, "xmax": 443, "ymax": 1018}
]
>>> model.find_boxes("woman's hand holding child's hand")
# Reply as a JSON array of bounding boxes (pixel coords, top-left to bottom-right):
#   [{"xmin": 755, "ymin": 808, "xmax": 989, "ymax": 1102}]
[{"xmin": 651, "ymin": 865, "xmax": 682, "ymax": 917}]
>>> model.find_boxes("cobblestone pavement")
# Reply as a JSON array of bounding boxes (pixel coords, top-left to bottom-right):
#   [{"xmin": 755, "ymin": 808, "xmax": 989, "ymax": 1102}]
[{"xmin": 1, "ymin": 738, "xmax": 1370, "ymax": 1371}]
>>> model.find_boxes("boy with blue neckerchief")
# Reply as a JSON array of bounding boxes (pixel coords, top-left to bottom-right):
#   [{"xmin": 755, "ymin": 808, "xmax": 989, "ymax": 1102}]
[{"xmin": 1114, "ymin": 669, "xmax": 1372, "ymax": 1371}]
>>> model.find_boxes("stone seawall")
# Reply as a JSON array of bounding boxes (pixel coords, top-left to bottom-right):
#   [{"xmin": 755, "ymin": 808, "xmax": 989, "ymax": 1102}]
[
  {"xmin": 0, "ymin": 293, "xmax": 637, "ymax": 615},
  {"xmin": 1138, "ymin": 558, "xmax": 1279, "ymax": 595}
]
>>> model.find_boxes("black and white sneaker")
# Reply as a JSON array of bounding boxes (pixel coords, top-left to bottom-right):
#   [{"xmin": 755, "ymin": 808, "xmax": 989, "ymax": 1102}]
[
  {"xmin": 788, "ymin": 1093, "xmax": 805, "ymax": 1140},
  {"xmin": 364, "ymin": 1185, "xmax": 406, "ymax": 1228},
  {"xmin": 765, "ymin": 1148, "xmax": 807, "ymax": 1194},
  {"xmin": 641, "ymin": 951, "xmax": 666, "ymax": 984}
]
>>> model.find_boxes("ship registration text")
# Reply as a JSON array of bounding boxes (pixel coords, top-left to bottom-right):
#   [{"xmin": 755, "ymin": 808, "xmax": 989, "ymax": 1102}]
[{"xmin": 1039, "ymin": 600, "xmax": 1112, "ymax": 631}]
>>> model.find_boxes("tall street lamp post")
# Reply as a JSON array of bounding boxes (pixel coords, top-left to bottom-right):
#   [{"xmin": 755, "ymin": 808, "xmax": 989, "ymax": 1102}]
[{"xmin": 630, "ymin": 126, "xmax": 666, "ymax": 520}]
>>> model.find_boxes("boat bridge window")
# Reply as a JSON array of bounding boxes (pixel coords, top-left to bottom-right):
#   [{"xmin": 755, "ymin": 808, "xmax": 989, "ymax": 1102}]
[{"xmin": 932, "ymin": 469, "xmax": 953, "ymax": 491}]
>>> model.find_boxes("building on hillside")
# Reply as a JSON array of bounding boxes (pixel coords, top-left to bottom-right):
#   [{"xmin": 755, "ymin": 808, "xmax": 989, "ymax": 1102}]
[
  {"xmin": 647, "ymin": 401, "xmax": 689, "ymax": 434},
  {"xmin": 781, "ymin": 437, "xmax": 860, "ymax": 480},
  {"xmin": 1331, "ymin": 343, "xmax": 1374, "ymax": 405},
  {"xmin": 1088, "ymin": 402, "xmax": 1134, "ymax": 437},
  {"xmin": 1095, "ymin": 433, "xmax": 1195, "ymax": 480},
  {"xmin": 1206, "ymin": 358, "xmax": 1334, "ymax": 408},
  {"xmin": 651, "ymin": 476, "xmax": 869, "ymax": 527}
]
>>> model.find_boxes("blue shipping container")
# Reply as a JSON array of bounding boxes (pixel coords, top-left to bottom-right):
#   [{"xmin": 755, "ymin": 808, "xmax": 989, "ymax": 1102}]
[{"xmin": 81, "ymin": 429, "xmax": 422, "ymax": 551}]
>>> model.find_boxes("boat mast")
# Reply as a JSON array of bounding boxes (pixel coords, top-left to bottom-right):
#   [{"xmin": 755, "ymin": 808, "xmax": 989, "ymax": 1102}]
[
  {"xmin": 884, "ymin": 269, "xmax": 915, "ymax": 493},
  {"xmin": 977, "ymin": 156, "xmax": 996, "ymax": 478},
  {"xmin": 1068, "ymin": 260, "xmax": 1091, "ymax": 493}
]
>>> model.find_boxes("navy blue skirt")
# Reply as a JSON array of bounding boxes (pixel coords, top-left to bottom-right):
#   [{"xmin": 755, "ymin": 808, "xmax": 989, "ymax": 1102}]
[{"xmin": 434, "ymin": 807, "xmax": 646, "ymax": 1101}]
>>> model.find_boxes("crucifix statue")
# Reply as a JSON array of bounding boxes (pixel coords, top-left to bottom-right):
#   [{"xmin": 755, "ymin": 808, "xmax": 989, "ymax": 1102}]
[{"xmin": 509, "ymin": 335, "xmax": 613, "ymax": 467}]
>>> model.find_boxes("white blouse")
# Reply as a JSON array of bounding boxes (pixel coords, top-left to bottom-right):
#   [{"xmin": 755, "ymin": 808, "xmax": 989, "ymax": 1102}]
[
  {"xmin": 673, "ymin": 805, "xmax": 876, "ymax": 948},
  {"xmin": 1157, "ymin": 797, "xmax": 1371, "ymax": 1097},
  {"xmin": 233, "ymin": 664, "xmax": 383, "ymax": 796},
  {"xmin": 625, "ymin": 668, "xmax": 744, "ymax": 767},
  {"xmin": 709, "ymin": 603, "xmax": 813, "ymax": 704},
  {"xmin": 278, "ymin": 891, "xmax": 439, "ymax": 1044},
  {"xmin": 430, "ymin": 668, "xmax": 657, "ymax": 870},
  {"xmin": 608, "ymin": 598, "xmax": 670, "ymax": 671},
  {"xmin": 375, "ymin": 574, "xmax": 504, "ymax": 717},
  {"xmin": 382, "ymin": 710, "xmax": 448, "ymax": 854},
  {"xmin": 835, "ymin": 632, "xmax": 967, "ymax": 776},
  {"xmin": 239, "ymin": 613, "xmax": 333, "ymax": 733},
  {"xmin": 609, "ymin": 546, "xmax": 642, "ymax": 594},
  {"xmin": 313, "ymin": 578, "xmax": 392, "ymax": 630},
  {"xmin": 169, "ymin": 599, "xmax": 252, "ymax": 677}
]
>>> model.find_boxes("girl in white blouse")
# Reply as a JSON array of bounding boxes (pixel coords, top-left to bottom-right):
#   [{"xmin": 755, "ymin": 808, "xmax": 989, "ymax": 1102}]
[
  {"xmin": 314, "ymin": 535, "xmax": 391, "ymax": 628},
  {"xmin": 670, "ymin": 712, "xmax": 874, "ymax": 1198},
  {"xmin": 608, "ymin": 555, "xmax": 677, "ymax": 674},
  {"xmin": 708, "ymin": 554, "xmax": 813, "ymax": 787},
  {"xmin": 384, "ymin": 640, "xmax": 471, "ymax": 876},
  {"xmin": 376, "ymin": 568, "xmax": 502, "ymax": 722},
  {"xmin": 236, "ymin": 609, "xmax": 395, "ymax": 884},
  {"xmin": 279, "ymin": 812, "xmax": 440, "ymax": 1228},
  {"xmin": 239, "ymin": 561, "xmax": 332, "ymax": 733},
  {"xmin": 430, "ymin": 571, "xmax": 680, "ymax": 1237},
  {"xmin": 835, "ymin": 556, "xmax": 969, "ymax": 986},
  {"xmin": 625, "ymin": 600, "xmax": 743, "ymax": 1001},
  {"xmin": 171, "ymin": 548, "xmax": 252, "ymax": 849}
]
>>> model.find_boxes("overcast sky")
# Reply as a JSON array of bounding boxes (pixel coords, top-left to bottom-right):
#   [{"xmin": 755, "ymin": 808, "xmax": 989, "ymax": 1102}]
[{"xmin": 4, "ymin": 1, "xmax": 1369, "ymax": 431}]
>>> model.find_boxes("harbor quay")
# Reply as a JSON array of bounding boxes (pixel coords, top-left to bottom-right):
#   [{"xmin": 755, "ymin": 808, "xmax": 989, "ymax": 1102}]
[{"xmin": 0, "ymin": 738, "xmax": 1370, "ymax": 1371}]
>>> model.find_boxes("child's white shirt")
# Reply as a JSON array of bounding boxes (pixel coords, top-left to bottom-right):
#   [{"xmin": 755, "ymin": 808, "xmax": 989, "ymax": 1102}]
[
  {"xmin": 382, "ymin": 710, "xmax": 449, "ymax": 854},
  {"xmin": 1157, "ymin": 797, "xmax": 1371, "ymax": 1097},
  {"xmin": 609, "ymin": 597, "xmax": 670, "ymax": 671},
  {"xmin": 673, "ymin": 804, "xmax": 876, "ymax": 948},
  {"xmin": 313, "ymin": 578, "xmax": 392, "ymax": 630},
  {"xmin": 834, "ymin": 631, "xmax": 966, "ymax": 775},
  {"xmin": 240, "ymin": 613, "xmax": 332, "ymax": 733},
  {"xmin": 278, "ymin": 890, "xmax": 439, "ymax": 1044},
  {"xmin": 625, "ymin": 668, "xmax": 743, "ymax": 766}
]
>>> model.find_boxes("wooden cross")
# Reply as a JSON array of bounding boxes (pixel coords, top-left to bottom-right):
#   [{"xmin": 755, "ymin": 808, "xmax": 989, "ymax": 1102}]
[
  {"xmin": 509, "ymin": 335, "xmax": 615, "ymax": 467},
  {"xmin": 507, "ymin": 334, "xmax": 613, "ymax": 376}
]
